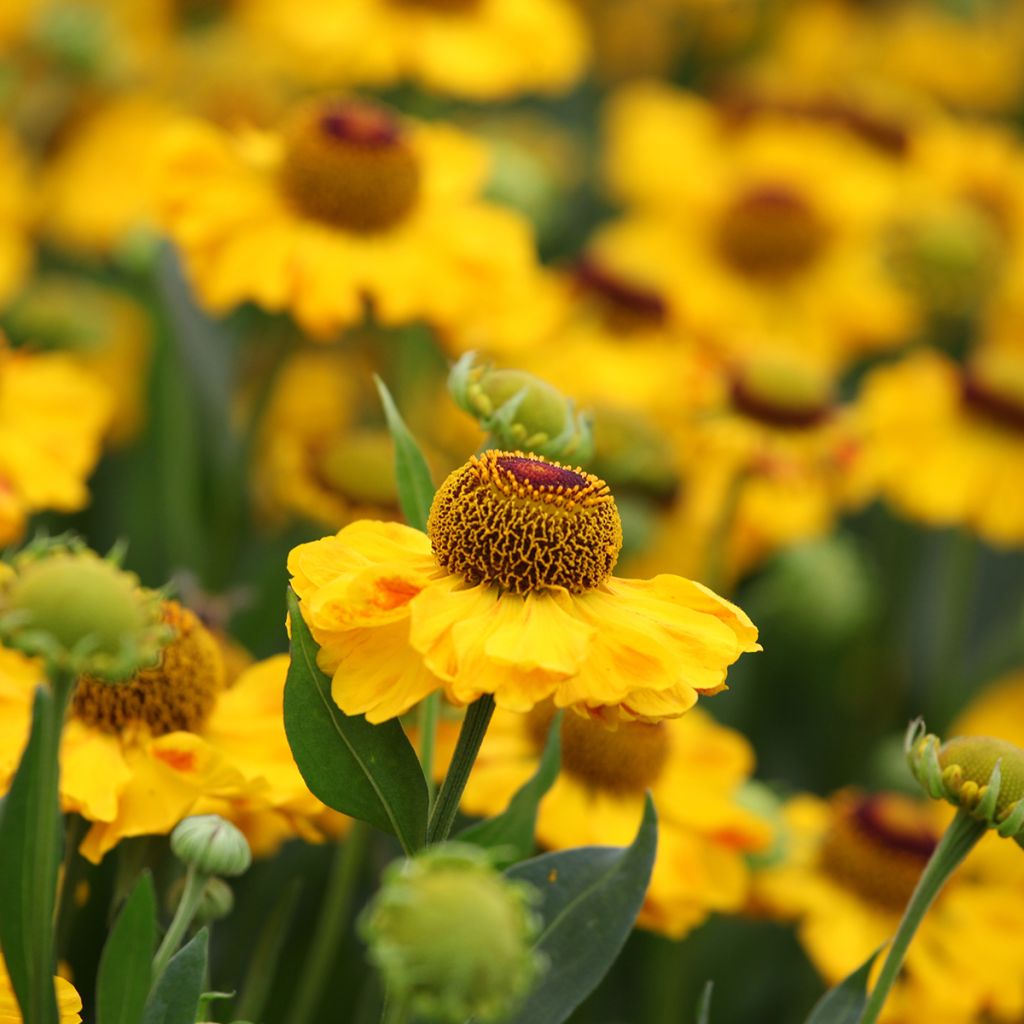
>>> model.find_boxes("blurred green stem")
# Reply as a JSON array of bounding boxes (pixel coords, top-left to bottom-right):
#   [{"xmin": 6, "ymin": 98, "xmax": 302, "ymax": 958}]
[
  {"xmin": 929, "ymin": 530, "xmax": 978, "ymax": 726},
  {"xmin": 54, "ymin": 814, "xmax": 87, "ymax": 958},
  {"xmin": 417, "ymin": 693, "xmax": 440, "ymax": 809},
  {"xmin": 426, "ymin": 696, "xmax": 495, "ymax": 845},
  {"xmin": 286, "ymin": 821, "xmax": 371, "ymax": 1024},
  {"xmin": 859, "ymin": 809, "xmax": 984, "ymax": 1024},
  {"xmin": 152, "ymin": 866, "xmax": 207, "ymax": 979}
]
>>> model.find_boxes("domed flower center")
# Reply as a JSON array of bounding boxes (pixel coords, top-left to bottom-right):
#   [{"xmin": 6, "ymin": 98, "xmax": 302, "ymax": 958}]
[
  {"xmin": 390, "ymin": 0, "xmax": 482, "ymax": 11},
  {"xmin": 818, "ymin": 793, "xmax": 938, "ymax": 912},
  {"xmin": 575, "ymin": 258, "xmax": 667, "ymax": 330},
  {"xmin": 72, "ymin": 602, "xmax": 224, "ymax": 736},
  {"xmin": 962, "ymin": 350, "xmax": 1024, "ymax": 436},
  {"xmin": 279, "ymin": 99, "xmax": 421, "ymax": 233},
  {"xmin": 716, "ymin": 186, "xmax": 828, "ymax": 279},
  {"xmin": 527, "ymin": 703, "xmax": 670, "ymax": 793},
  {"xmin": 427, "ymin": 450, "xmax": 622, "ymax": 594},
  {"xmin": 731, "ymin": 359, "xmax": 834, "ymax": 429}
]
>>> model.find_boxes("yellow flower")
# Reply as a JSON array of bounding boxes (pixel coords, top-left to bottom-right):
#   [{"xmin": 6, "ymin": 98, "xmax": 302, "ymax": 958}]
[
  {"xmin": 0, "ymin": 343, "xmax": 112, "ymax": 546},
  {"xmin": 0, "ymin": 604, "xmax": 330, "ymax": 863},
  {"xmin": 636, "ymin": 354, "xmax": 867, "ymax": 584},
  {"xmin": 0, "ymin": 953, "xmax": 81, "ymax": 1024},
  {"xmin": 0, "ymin": 128, "xmax": 33, "ymax": 307},
  {"xmin": 598, "ymin": 83, "xmax": 914, "ymax": 364},
  {"xmin": 161, "ymin": 97, "xmax": 543, "ymax": 340},
  {"xmin": 289, "ymin": 449, "xmax": 759, "ymax": 724},
  {"xmin": 4, "ymin": 275, "xmax": 153, "ymax": 445},
  {"xmin": 859, "ymin": 346, "xmax": 1024, "ymax": 546},
  {"xmin": 40, "ymin": 95, "xmax": 178, "ymax": 257},
  {"xmin": 755, "ymin": 789, "xmax": 1024, "ymax": 1024},
  {"xmin": 240, "ymin": 0, "xmax": 588, "ymax": 100},
  {"xmin": 442, "ymin": 704, "xmax": 771, "ymax": 939}
]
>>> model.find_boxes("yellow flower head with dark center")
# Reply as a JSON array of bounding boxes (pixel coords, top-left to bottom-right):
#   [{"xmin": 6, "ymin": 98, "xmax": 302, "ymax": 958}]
[
  {"xmin": 427, "ymin": 450, "xmax": 622, "ymax": 594},
  {"xmin": 817, "ymin": 792, "xmax": 937, "ymax": 912},
  {"xmin": 527, "ymin": 701, "xmax": 668, "ymax": 794},
  {"xmin": 280, "ymin": 98, "xmax": 420, "ymax": 233},
  {"xmin": 72, "ymin": 602, "xmax": 224, "ymax": 735}
]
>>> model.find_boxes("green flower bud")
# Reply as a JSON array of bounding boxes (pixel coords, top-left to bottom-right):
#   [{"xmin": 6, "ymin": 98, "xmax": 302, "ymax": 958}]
[
  {"xmin": 361, "ymin": 843, "xmax": 544, "ymax": 1023},
  {"xmin": 171, "ymin": 816, "xmax": 252, "ymax": 877},
  {"xmin": 0, "ymin": 539, "xmax": 168, "ymax": 681},
  {"xmin": 589, "ymin": 406, "xmax": 678, "ymax": 499},
  {"xmin": 167, "ymin": 875, "xmax": 236, "ymax": 925},
  {"xmin": 449, "ymin": 353, "xmax": 592, "ymax": 463},
  {"xmin": 906, "ymin": 720, "xmax": 1024, "ymax": 847}
]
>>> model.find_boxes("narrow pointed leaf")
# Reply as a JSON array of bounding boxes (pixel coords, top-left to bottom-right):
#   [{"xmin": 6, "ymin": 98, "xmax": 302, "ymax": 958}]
[
  {"xmin": 0, "ymin": 686, "xmax": 62, "ymax": 1024},
  {"xmin": 97, "ymin": 872, "xmax": 158, "ymax": 1024},
  {"xmin": 805, "ymin": 949, "xmax": 881, "ymax": 1024},
  {"xmin": 505, "ymin": 795, "xmax": 658, "ymax": 1024},
  {"xmin": 143, "ymin": 928, "xmax": 209, "ymax": 1024},
  {"xmin": 284, "ymin": 588, "xmax": 428, "ymax": 854},
  {"xmin": 696, "ymin": 981, "xmax": 714, "ymax": 1024},
  {"xmin": 458, "ymin": 714, "xmax": 562, "ymax": 867},
  {"xmin": 374, "ymin": 374, "xmax": 435, "ymax": 532}
]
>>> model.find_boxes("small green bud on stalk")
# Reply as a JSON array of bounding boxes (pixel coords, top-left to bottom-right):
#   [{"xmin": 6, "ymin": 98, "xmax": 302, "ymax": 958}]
[{"xmin": 171, "ymin": 815, "xmax": 253, "ymax": 877}]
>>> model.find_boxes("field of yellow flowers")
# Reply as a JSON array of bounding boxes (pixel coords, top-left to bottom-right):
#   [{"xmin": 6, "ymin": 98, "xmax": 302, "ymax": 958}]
[{"xmin": 2, "ymin": 2, "xmax": 1024, "ymax": 1023}]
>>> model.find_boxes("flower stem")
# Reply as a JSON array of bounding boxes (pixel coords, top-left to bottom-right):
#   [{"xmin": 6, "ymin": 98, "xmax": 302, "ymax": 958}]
[
  {"xmin": 285, "ymin": 820, "xmax": 371, "ymax": 1024},
  {"xmin": 417, "ymin": 692, "xmax": 440, "ymax": 809},
  {"xmin": 426, "ymin": 695, "xmax": 495, "ymax": 845},
  {"xmin": 859, "ymin": 809, "xmax": 986, "ymax": 1024},
  {"xmin": 152, "ymin": 867, "xmax": 207, "ymax": 980}
]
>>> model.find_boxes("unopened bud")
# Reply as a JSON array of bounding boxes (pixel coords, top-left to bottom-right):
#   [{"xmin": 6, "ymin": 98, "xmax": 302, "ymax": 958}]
[{"xmin": 171, "ymin": 816, "xmax": 252, "ymax": 877}]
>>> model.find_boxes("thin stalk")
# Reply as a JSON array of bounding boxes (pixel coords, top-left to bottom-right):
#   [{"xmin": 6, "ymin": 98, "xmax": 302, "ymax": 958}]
[
  {"xmin": 417, "ymin": 692, "xmax": 440, "ymax": 809},
  {"xmin": 859, "ymin": 809, "xmax": 986, "ymax": 1024},
  {"xmin": 152, "ymin": 867, "xmax": 207, "ymax": 980},
  {"xmin": 379, "ymin": 993, "xmax": 408, "ymax": 1024},
  {"xmin": 285, "ymin": 821, "xmax": 371, "ymax": 1024},
  {"xmin": 54, "ymin": 814, "xmax": 88, "ymax": 959},
  {"xmin": 426, "ymin": 696, "xmax": 495, "ymax": 845}
]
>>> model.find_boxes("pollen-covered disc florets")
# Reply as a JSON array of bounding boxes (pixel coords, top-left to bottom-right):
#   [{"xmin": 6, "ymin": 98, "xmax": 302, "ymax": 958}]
[
  {"xmin": 279, "ymin": 98, "xmax": 420, "ymax": 233},
  {"xmin": 427, "ymin": 450, "xmax": 622, "ymax": 594},
  {"xmin": 72, "ymin": 601, "xmax": 224, "ymax": 735}
]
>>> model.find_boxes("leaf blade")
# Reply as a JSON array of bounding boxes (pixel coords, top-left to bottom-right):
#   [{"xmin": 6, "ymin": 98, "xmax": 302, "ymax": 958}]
[
  {"xmin": 142, "ymin": 928, "xmax": 209, "ymax": 1024},
  {"xmin": 283, "ymin": 588, "xmax": 428, "ymax": 854},
  {"xmin": 505, "ymin": 795, "xmax": 658, "ymax": 1024},
  {"xmin": 97, "ymin": 873, "xmax": 158, "ymax": 1024},
  {"xmin": 805, "ymin": 949, "xmax": 882, "ymax": 1024}
]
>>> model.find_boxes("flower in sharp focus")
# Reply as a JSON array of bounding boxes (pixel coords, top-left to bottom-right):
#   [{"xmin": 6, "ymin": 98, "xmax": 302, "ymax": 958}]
[
  {"xmin": 0, "ymin": 953, "xmax": 81, "ymax": 1024},
  {"xmin": 160, "ymin": 96, "xmax": 543, "ymax": 340},
  {"xmin": 289, "ymin": 449, "xmax": 759, "ymax": 724},
  {"xmin": 754, "ymin": 788, "xmax": 1024, "ymax": 1023},
  {"xmin": 441, "ymin": 704, "xmax": 773, "ymax": 939}
]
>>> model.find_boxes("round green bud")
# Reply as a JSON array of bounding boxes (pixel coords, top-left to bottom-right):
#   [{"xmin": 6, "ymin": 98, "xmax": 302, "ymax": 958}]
[
  {"xmin": 939, "ymin": 736, "xmax": 1024, "ymax": 819},
  {"xmin": 449, "ymin": 353, "xmax": 592, "ymax": 463},
  {"xmin": 361, "ymin": 844, "xmax": 544, "ymax": 1024},
  {"xmin": 165, "ymin": 875, "xmax": 235, "ymax": 924},
  {"xmin": 171, "ymin": 816, "xmax": 252, "ymax": 878}
]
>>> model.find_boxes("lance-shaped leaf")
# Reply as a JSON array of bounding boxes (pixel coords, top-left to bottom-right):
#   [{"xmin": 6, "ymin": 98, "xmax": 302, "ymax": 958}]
[
  {"xmin": 97, "ymin": 872, "xmax": 158, "ymax": 1024},
  {"xmin": 505, "ymin": 795, "xmax": 658, "ymax": 1024},
  {"xmin": 805, "ymin": 949, "xmax": 881, "ymax": 1024},
  {"xmin": 458, "ymin": 714, "xmax": 562, "ymax": 867},
  {"xmin": 284, "ymin": 588, "xmax": 428, "ymax": 855},
  {"xmin": 374, "ymin": 374, "xmax": 435, "ymax": 532},
  {"xmin": 143, "ymin": 928, "xmax": 209, "ymax": 1024}
]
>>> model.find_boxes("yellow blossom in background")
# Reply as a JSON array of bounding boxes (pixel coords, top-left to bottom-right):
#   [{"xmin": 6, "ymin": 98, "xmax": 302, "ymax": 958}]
[
  {"xmin": 859, "ymin": 346, "xmax": 1024, "ymax": 547},
  {"xmin": 289, "ymin": 450, "xmax": 759, "ymax": 724},
  {"xmin": 241, "ymin": 0, "xmax": 588, "ymax": 100},
  {"xmin": 0, "ymin": 129, "xmax": 33, "ymax": 307},
  {"xmin": 754, "ymin": 789, "xmax": 1024, "ymax": 1023},
  {"xmin": 0, "ymin": 603, "xmax": 330, "ymax": 863},
  {"xmin": 3, "ymin": 274, "xmax": 152, "ymax": 444},
  {"xmin": 441, "ymin": 704, "xmax": 772, "ymax": 939},
  {"xmin": 598, "ymin": 83, "xmax": 915, "ymax": 364},
  {"xmin": 0, "ymin": 343, "xmax": 111, "ymax": 545},
  {"xmin": 0, "ymin": 953, "xmax": 81, "ymax": 1024},
  {"xmin": 160, "ymin": 97, "xmax": 544, "ymax": 340}
]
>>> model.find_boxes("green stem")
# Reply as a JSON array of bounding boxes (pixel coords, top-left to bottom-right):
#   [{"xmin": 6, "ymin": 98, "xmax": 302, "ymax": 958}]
[
  {"xmin": 417, "ymin": 692, "xmax": 440, "ymax": 809},
  {"xmin": 152, "ymin": 867, "xmax": 208, "ymax": 980},
  {"xmin": 859, "ymin": 809, "xmax": 986, "ymax": 1024},
  {"xmin": 426, "ymin": 696, "xmax": 495, "ymax": 845},
  {"xmin": 380, "ymin": 993, "xmax": 408, "ymax": 1024},
  {"xmin": 54, "ymin": 814, "xmax": 88, "ymax": 959},
  {"xmin": 285, "ymin": 821, "xmax": 371, "ymax": 1024}
]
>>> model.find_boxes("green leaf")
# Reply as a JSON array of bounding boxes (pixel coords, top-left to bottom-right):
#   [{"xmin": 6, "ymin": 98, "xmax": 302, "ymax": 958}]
[
  {"xmin": 284, "ymin": 588, "xmax": 428, "ymax": 854},
  {"xmin": 805, "ymin": 949, "xmax": 881, "ymax": 1024},
  {"xmin": 458, "ymin": 713, "xmax": 562, "ymax": 867},
  {"xmin": 505, "ymin": 795, "xmax": 658, "ymax": 1024},
  {"xmin": 142, "ymin": 928, "xmax": 209, "ymax": 1024},
  {"xmin": 696, "ymin": 981, "xmax": 714, "ymax": 1024},
  {"xmin": 0, "ymin": 685, "xmax": 63, "ymax": 1024},
  {"xmin": 373, "ymin": 374, "xmax": 435, "ymax": 532},
  {"xmin": 97, "ymin": 873, "xmax": 158, "ymax": 1024}
]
